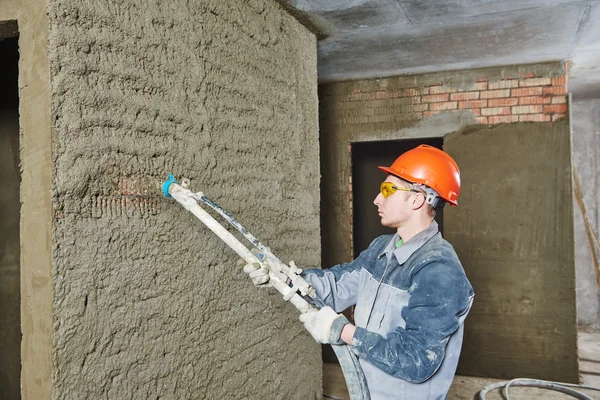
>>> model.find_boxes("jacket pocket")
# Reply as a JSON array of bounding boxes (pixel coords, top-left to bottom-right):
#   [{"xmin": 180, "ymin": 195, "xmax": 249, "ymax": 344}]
[{"xmin": 378, "ymin": 287, "xmax": 410, "ymax": 333}]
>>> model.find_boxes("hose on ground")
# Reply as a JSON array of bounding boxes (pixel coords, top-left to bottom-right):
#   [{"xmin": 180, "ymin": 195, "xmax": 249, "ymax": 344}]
[{"xmin": 477, "ymin": 378, "xmax": 600, "ymax": 400}]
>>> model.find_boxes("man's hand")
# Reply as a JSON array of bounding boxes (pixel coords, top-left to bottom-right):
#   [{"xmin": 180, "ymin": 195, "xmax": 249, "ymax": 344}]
[
  {"xmin": 243, "ymin": 262, "xmax": 271, "ymax": 288},
  {"xmin": 299, "ymin": 306, "xmax": 350, "ymax": 344}
]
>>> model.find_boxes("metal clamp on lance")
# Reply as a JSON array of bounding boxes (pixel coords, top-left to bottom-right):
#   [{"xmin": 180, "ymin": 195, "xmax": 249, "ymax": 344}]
[{"xmin": 285, "ymin": 260, "xmax": 316, "ymax": 299}]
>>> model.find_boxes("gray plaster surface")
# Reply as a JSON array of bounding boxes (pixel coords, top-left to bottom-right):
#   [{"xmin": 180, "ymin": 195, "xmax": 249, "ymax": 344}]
[
  {"xmin": 571, "ymin": 98, "xmax": 600, "ymax": 328},
  {"xmin": 445, "ymin": 121, "xmax": 578, "ymax": 382},
  {"xmin": 48, "ymin": 0, "xmax": 321, "ymax": 398}
]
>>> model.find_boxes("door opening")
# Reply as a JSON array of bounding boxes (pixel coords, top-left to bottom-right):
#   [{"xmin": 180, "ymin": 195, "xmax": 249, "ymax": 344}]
[
  {"xmin": 351, "ymin": 138, "xmax": 443, "ymax": 257},
  {"xmin": 0, "ymin": 35, "xmax": 21, "ymax": 400}
]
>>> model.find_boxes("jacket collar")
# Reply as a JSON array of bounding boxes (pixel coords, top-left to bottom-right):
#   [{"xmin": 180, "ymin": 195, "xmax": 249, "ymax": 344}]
[{"xmin": 378, "ymin": 220, "xmax": 440, "ymax": 264}]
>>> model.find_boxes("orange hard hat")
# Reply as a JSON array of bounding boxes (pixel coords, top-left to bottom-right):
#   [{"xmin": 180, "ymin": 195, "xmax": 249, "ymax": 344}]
[{"xmin": 378, "ymin": 144, "xmax": 460, "ymax": 206}]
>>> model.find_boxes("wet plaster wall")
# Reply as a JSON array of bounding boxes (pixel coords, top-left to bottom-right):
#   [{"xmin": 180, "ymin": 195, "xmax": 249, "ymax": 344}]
[
  {"xmin": 572, "ymin": 98, "xmax": 600, "ymax": 328},
  {"xmin": 48, "ymin": 1, "xmax": 321, "ymax": 399},
  {"xmin": 0, "ymin": 2, "xmax": 53, "ymax": 399},
  {"xmin": 319, "ymin": 62, "xmax": 578, "ymax": 380},
  {"xmin": 444, "ymin": 121, "xmax": 577, "ymax": 381}
]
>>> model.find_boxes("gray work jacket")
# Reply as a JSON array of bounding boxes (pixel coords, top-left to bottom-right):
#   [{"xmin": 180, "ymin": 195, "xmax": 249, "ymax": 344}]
[{"xmin": 302, "ymin": 221, "xmax": 474, "ymax": 400}]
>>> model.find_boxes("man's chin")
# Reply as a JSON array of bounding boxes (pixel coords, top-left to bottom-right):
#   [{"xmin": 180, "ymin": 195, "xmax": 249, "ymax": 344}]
[
  {"xmin": 380, "ymin": 218, "xmax": 399, "ymax": 229},
  {"xmin": 380, "ymin": 219, "xmax": 392, "ymax": 228}
]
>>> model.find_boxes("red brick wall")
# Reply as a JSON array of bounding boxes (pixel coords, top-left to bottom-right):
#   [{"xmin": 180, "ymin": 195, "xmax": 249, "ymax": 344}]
[{"xmin": 340, "ymin": 70, "xmax": 567, "ymax": 126}]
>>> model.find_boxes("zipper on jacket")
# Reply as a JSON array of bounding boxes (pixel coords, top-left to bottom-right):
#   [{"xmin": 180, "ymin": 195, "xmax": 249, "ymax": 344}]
[{"xmin": 365, "ymin": 258, "xmax": 392, "ymax": 328}]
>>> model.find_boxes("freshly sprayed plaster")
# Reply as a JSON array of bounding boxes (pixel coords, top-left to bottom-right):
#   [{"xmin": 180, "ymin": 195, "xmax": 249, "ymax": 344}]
[
  {"xmin": 445, "ymin": 121, "xmax": 578, "ymax": 382},
  {"xmin": 48, "ymin": 0, "xmax": 321, "ymax": 398}
]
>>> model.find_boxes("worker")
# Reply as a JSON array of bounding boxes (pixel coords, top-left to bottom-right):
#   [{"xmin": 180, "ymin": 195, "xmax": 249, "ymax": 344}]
[{"xmin": 245, "ymin": 144, "xmax": 474, "ymax": 399}]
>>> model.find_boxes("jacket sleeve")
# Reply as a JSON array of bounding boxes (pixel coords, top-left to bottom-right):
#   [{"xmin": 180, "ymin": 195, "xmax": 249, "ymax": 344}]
[
  {"xmin": 349, "ymin": 261, "xmax": 474, "ymax": 383},
  {"xmin": 301, "ymin": 236, "xmax": 385, "ymax": 313}
]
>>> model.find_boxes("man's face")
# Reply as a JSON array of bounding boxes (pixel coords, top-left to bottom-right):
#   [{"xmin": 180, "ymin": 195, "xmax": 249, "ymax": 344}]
[{"xmin": 373, "ymin": 175, "xmax": 415, "ymax": 229}]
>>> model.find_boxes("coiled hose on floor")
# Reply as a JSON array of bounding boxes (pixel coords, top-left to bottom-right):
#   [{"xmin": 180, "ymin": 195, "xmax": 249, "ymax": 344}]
[{"xmin": 477, "ymin": 378, "xmax": 600, "ymax": 399}]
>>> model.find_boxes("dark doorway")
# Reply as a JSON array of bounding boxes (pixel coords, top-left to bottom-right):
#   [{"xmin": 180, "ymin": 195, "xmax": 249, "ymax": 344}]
[
  {"xmin": 0, "ymin": 34, "xmax": 21, "ymax": 400},
  {"xmin": 351, "ymin": 138, "xmax": 443, "ymax": 257}
]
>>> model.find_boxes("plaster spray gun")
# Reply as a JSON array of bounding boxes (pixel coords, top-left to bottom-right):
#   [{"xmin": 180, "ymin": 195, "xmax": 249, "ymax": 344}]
[
  {"xmin": 162, "ymin": 175, "xmax": 370, "ymax": 400},
  {"xmin": 162, "ymin": 174, "xmax": 316, "ymax": 312}
]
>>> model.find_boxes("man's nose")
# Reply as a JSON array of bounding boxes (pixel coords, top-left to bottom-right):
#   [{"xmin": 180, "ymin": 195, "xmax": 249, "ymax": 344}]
[{"xmin": 374, "ymin": 192, "xmax": 383, "ymax": 206}]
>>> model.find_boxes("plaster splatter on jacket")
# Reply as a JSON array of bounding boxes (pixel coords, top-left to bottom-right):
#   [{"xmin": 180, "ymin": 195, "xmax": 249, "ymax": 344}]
[{"xmin": 302, "ymin": 221, "xmax": 474, "ymax": 400}]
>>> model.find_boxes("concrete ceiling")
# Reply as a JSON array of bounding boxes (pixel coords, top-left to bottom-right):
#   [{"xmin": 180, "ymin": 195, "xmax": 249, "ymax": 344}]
[{"xmin": 284, "ymin": 0, "xmax": 600, "ymax": 99}]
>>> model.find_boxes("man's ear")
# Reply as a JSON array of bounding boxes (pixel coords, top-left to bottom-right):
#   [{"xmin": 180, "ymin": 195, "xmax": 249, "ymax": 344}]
[{"xmin": 411, "ymin": 192, "xmax": 426, "ymax": 210}]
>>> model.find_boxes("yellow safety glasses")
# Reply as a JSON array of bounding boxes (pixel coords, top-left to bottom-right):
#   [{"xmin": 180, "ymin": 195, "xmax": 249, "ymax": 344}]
[{"xmin": 380, "ymin": 182, "xmax": 420, "ymax": 198}]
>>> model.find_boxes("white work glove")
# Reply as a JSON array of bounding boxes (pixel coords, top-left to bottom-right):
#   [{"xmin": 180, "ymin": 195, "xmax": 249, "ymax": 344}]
[
  {"xmin": 299, "ymin": 306, "xmax": 349, "ymax": 344},
  {"xmin": 243, "ymin": 261, "xmax": 271, "ymax": 288}
]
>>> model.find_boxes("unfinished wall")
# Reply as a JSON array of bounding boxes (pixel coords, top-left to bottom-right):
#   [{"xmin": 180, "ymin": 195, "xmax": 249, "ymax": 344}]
[
  {"xmin": 572, "ymin": 98, "xmax": 600, "ymax": 329},
  {"xmin": 49, "ymin": 1, "xmax": 321, "ymax": 399},
  {"xmin": 319, "ymin": 62, "xmax": 578, "ymax": 381}
]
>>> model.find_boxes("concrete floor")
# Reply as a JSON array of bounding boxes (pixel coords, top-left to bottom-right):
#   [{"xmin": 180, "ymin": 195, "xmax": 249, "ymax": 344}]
[{"xmin": 323, "ymin": 328, "xmax": 600, "ymax": 399}]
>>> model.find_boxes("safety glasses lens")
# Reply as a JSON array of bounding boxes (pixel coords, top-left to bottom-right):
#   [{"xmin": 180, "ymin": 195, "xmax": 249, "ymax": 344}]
[{"xmin": 380, "ymin": 182, "xmax": 396, "ymax": 198}]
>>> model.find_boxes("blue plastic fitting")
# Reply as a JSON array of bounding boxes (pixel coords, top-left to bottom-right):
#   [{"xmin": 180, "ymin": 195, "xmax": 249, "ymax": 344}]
[{"xmin": 162, "ymin": 174, "xmax": 177, "ymax": 198}]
